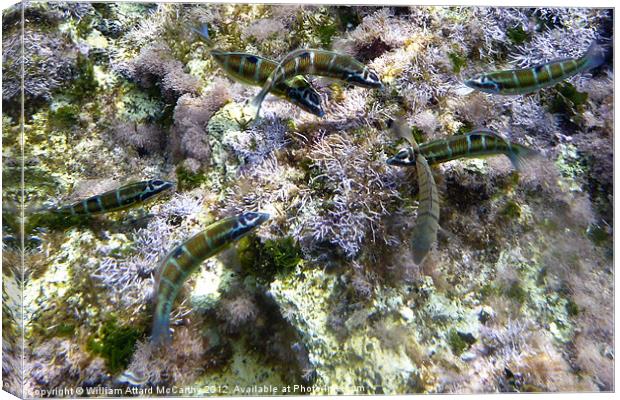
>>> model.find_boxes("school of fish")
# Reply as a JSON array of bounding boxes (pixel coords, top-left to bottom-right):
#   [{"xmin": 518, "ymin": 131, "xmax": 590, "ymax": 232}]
[{"xmin": 40, "ymin": 22, "xmax": 608, "ymax": 367}]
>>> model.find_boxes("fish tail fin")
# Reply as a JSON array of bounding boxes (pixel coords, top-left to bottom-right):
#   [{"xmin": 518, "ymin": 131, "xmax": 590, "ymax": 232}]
[
  {"xmin": 249, "ymin": 90, "xmax": 267, "ymax": 118},
  {"xmin": 410, "ymin": 219, "xmax": 439, "ymax": 264},
  {"xmin": 150, "ymin": 307, "xmax": 172, "ymax": 345},
  {"xmin": 191, "ymin": 23, "xmax": 213, "ymax": 47},
  {"xmin": 583, "ymin": 41, "xmax": 607, "ymax": 71},
  {"xmin": 115, "ymin": 368, "xmax": 148, "ymax": 386},
  {"xmin": 507, "ymin": 145, "xmax": 540, "ymax": 172}
]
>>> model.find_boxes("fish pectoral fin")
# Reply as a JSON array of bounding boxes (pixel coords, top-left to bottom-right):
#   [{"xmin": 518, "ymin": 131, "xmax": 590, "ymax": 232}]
[
  {"xmin": 217, "ymin": 245, "xmax": 243, "ymax": 273},
  {"xmin": 437, "ymin": 225, "xmax": 455, "ymax": 242},
  {"xmin": 389, "ymin": 117, "xmax": 417, "ymax": 148}
]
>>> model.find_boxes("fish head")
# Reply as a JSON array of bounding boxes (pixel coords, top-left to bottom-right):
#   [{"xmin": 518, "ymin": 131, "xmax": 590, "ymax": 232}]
[
  {"xmin": 238, "ymin": 211, "xmax": 270, "ymax": 232},
  {"xmin": 346, "ymin": 67, "xmax": 383, "ymax": 88},
  {"xmin": 145, "ymin": 179, "xmax": 175, "ymax": 198},
  {"xmin": 387, "ymin": 147, "xmax": 416, "ymax": 166},
  {"xmin": 288, "ymin": 86, "xmax": 325, "ymax": 117},
  {"xmin": 464, "ymin": 74, "xmax": 500, "ymax": 94}
]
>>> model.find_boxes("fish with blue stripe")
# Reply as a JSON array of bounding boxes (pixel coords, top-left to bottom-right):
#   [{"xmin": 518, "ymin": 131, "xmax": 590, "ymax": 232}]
[
  {"xmin": 465, "ymin": 41, "xmax": 606, "ymax": 95},
  {"xmin": 388, "ymin": 119, "xmax": 439, "ymax": 264},
  {"xmin": 151, "ymin": 211, "xmax": 270, "ymax": 344},
  {"xmin": 55, "ymin": 179, "xmax": 174, "ymax": 216},
  {"xmin": 251, "ymin": 48, "xmax": 383, "ymax": 116},
  {"xmin": 387, "ymin": 129, "xmax": 538, "ymax": 171},
  {"xmin": 193, "ymin": 25, "xmax": 324, "ymax": 116}
]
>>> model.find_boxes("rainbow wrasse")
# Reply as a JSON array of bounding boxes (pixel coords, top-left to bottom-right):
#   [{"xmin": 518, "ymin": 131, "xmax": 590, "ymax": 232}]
[
  {"xmin": 409, "ymin": 151, "xmax": 440, "ymax": 264},
  {"xmin": 251, "ymin": 49, "xmax": 382, "ymax": 115},
  {"xmin": 387, "ymin": 130, "xmax": 537, "ymax": 171},
  {"xmin": 210, "ymin": 50, "xmax": 324, "ymax": 116},
  {"xmin": 388, "ymin": 120, "xmax": 439, "ymax": 264},
  {"xmin": 151, "ymin": 212, "xmax": 270, "ymax": 344},
  {"xmin": 465, "ymin": 42, "xmax": 606, "ymax": 95},
  {"xmin": 55, "ymin": 179, "xmax": 173, "ymax": 216},
  {"xmin": 192, "ymin": 25, "xmax": 324, "ymax": 116}
]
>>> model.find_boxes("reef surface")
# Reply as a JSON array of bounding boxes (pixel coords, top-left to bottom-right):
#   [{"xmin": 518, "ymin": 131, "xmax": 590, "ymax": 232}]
[{"xmin": 2, "ymin": 3, "xmax": 614, "ymax": 396}]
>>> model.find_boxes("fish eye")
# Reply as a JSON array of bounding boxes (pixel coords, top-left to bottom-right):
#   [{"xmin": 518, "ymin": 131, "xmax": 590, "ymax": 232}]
[
  {"xmin": 243, "ymin": 212, "xmax": 259, "ymax": 224},
  {"xmin": 308, "ymin": 93, "xmax": 320, "ymax": 105},
  {"xmin": 151, "ymin": 179, "xmax": 164, "ymax": 187}
]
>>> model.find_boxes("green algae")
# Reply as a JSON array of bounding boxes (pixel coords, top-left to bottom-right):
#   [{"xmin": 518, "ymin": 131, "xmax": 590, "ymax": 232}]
[
  {"xmin": 447, "ymin": 328, "xmax": 476, "ymax": 356},
  {"xmin": 238, "ymin": 236, "xmax": 303, "ymax": 284},
  {"xmin": 448, "ymin": 51, "xmax": 467, "ymax": 74},
  {"xmin": 87, "ymin": 318, "xmax": 143, "ymax": 373},
  {"xmin": 411, "ymin": 126, "xmax": 426, "ymax": 144},
  {"xmin": 49, "ymin": 103, "xmax": 80, "ymax": 129},
  {"xmin": 506, "ymin": 26, "xmax": 531, "ymax": 44},
  {"xmin": 548, "ymin": 82, "xmax": 589, "ymax": 122},
  {"xmin": 119, "ymin": 84, "xmax": 165, "ymax": 123},
  {"xmin": 176, "ymin": 165, "xmax": 209, "ymax": 191},
  {"xmin": 505, "ymin": 282, "xmax": 527, "ymax": 304},
  {"xmin": 68, "ymin": 54, "xmax": 98, "ymax": 101},
  {"xmin": 455, "ymin": 120, "xmax": 475, "ymax": 136},
  {"xmin": 501, "ymin": 200, "xmax": 522, "ymax": 220},
  {"xmin": 586, "ymin": 223, "xmax": 611, "ymax": 247},
  {"xmin": 565, "ymin": 299, "xmax": 579, "ymax": 317},
  {"xmin": 446, "ymin": 329, "xmax": 468, "ymax": 355}
]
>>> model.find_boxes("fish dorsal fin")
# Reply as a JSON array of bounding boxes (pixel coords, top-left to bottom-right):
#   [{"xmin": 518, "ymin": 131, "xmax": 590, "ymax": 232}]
[
  {"xmin": 191, "ymin": 24, "xmax": 213, "ymax": 47},
  {"xmin": 468, "ymin": 127, "xmax": 497, "ymax": 135},
  {"xmin": 467, "ymin": 127, "xmax": 507, "ymax": 141},
  {"xmin": 531, "ymin": 57, "xmax": 574, "ymax": 69},
  {"xmin": 388, "ymin": 117, "xmax": 418, "ymax": 149}
]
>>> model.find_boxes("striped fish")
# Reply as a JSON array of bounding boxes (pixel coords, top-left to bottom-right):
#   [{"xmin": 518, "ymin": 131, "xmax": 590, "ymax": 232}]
[
  {"xmin": 55, "ymin": 179, "xmax": 173, "ymax": 216},
  {"xmin": 465, "ymin": 41, "xmax": 606, "ymax": 95},
  {"xmin": 410, "ymin": 151, "xmax": 440, "ymax": 264},
  {"xmin": 115, "ymin": 369, "xmax": 148, "ymax": 386},
  {"xmin": 210, "ymin": 51, "xmax": 324, "ymax": 116},
  {"xmin": 251, "ymin": 49, "xmax": 383, "ymax": 116},
  {"xmin": 389, "ymin": 119, "xmax": 439, "ymax": 264},
  {"xmin": 192, "ymin": 25, "xmax": 324, "ymax": 116},
  {"xmin": 151, "ymin": 211, "xmax": 270, "ymax": 344},
  {"xmin": 387, "ymin": 130, "xmax": 538, "ymax": 171}
]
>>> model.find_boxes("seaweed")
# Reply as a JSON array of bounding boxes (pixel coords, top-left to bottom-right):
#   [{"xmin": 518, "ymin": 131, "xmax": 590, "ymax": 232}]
[
  {"xmin": 548, "ymin": 82, "xmax": 589, "ymax": 123},
  {"xmin": 448, "ymin": 51, "xmax": 467, "ymax": 74},
  {"xmin": 447, "ymin": 328, "xmax": 475, "ymax": 356},
  {"xmin": 175, "ymin": 164, "xmax": 209, "ymax": 191},
  {"xmin": 238, "ymin": 236, "xmax": 303, "ymax": 284},
  {"xmin": 505, "ymin": 282, "xmax": 527, "ymax": 304},
  {"xmin": 86, "ymin": 318, "xmax": 143, "ymax": 374},
  {"xmin": 506, "ymin": 26, "xmax": 531, "ymax": 45}
]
